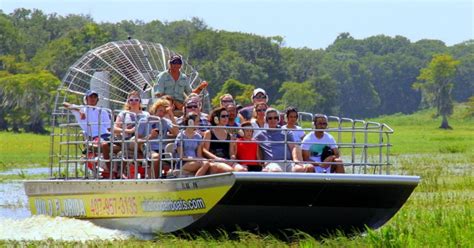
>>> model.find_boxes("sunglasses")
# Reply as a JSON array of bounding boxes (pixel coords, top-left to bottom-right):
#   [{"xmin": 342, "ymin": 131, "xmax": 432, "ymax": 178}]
[
  {"xmin": 221, "ymin": 99, "xmax": 234, "ymax": 103},
  {"xmin": 170, "ymin": 60, "xmax": 182, "ymax": 65},
  {"xmin": 186, "ymin": 105, "xmax": 198, "ymax": 109},
  {"xmin": 128, "ymin": 98, "xmax": 140, "ymax": 102},
  {"xmin": 266, "ymin": 116, "xmax": 279, "ymax": 121},
  {"xmin": 256, "ymin": 109, "xmax": 267, "ymax": 113},
  {"xmin": 316, "ymin": 122, "xmax": 328, "ymax": 125},
  {"xmin": 220, "ymin": 114, "xmax": 229, "ymax": 118},
  {"xmin": 253, "ymin": 95, "xmax": 267, "ymax": 99}
]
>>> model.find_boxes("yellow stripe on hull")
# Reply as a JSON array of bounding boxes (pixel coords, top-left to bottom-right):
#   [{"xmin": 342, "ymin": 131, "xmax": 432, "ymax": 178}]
[{"xmin": 28, "ymin": 185, "xmax": 232, "ymax": 219}]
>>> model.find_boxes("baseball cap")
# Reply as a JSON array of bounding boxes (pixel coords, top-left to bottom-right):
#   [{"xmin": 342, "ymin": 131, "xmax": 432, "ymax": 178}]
[
  {"xmin": 252, "ymin": 88, "xmax": 267, "ymax": 98},
  {"xmin": 85, "ymin": 90, "xmax": 98, "ymax": 97}
]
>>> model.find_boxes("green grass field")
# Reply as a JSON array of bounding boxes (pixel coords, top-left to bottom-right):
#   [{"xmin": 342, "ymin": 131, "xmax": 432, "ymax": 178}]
[
  {"xmin": 0, "ymin": 132, "xmax": 50, "ymax": 171},
  {"xmin": 1, "ymin": 105, "xmax": 473, "ymax": 246}
]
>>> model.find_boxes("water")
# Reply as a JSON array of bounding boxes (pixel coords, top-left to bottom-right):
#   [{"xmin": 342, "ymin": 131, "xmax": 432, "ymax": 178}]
[
  {"xmin": 0, "ymin": 167, "xmax": 74, "ymax": 176},
  {"xmin": 0, "ymin": 182, "xmax": 30, "ymax": 220},
  {"xmin": 0, "ymin": 168, "xmax": 147, "ymax": 241}
]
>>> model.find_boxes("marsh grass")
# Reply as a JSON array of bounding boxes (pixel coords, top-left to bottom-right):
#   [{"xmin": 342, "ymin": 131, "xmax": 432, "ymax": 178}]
[
  {"xmin": 1, "ymin": 106, "xmax": 473, "ymax": 246},
  {"xmin": 0, "ymin": 132, "xmax": 50, "ymax": 171}
]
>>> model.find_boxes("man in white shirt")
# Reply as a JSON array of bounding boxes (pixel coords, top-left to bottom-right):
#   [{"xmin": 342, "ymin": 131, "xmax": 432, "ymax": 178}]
[
  {"xmin": 63, "ymin": 90, "xmax": 111, "ymax": 140},
  {"xmin": 64, "ymin": 90, "xmax": 116, "ymax": 177},
  {"xmin": 301, "ymin": 114, "xmax": 345, "ymax": 173}
]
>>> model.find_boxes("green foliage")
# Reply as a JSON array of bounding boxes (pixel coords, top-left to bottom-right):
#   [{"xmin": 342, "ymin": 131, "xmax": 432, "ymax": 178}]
[
  {"xmin": 413, "ymin": 54, "xmax": 460, "ymax": 128},
  {"xmin": 0, "ymin": 69, "xmax": 60, "ymax": 133},
  {"xmin": 310, "ymin": 74, "xmax": 340, "ymax": 114},
  {"xmin": 0, "ymin": 14, "xmax": 20, "ymax": 55},
  {"xmin": 211, "ymin": 79, "xmax": 254, "ymax": 107},
  {"xmin": 280, "ymin": 47, "xmax": 325, "ymax": 82},
  {"xmin": 363, "ymin": 53, "xmax": 422, "ymax": 116},
  {"xmin": 275, "ymin": 81, "xmax": 320, "ymax": 112},
  {"xmin": 0, "ymin": 8, "xmax": 473, "ymax": 133},
  {"xmin": 467, "ymin": 96, "xmax": 474, "ymax": 117},
  {"xmin": 199, "ymin": 50, "xmax": 269, "ymax": 97},
  {"xmin": 32, "ymin": 23, "xmax": 110, "ymax": 78},
  {"xmin": 453, "ymin": 53, "xmax": 474, "ymax": 101},
  {"xmin": 328, "ymin": 58, "xmax": 381, "ymax": 117},
  {"xmin": 413, "ymin": 54, "xmax": 460, "ymax": 114}
]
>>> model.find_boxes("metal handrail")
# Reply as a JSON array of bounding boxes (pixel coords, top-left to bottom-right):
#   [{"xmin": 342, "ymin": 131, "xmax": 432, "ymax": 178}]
[{"xmin": 52, "ymin": 108, "xmax": 394, "ymax": 180}]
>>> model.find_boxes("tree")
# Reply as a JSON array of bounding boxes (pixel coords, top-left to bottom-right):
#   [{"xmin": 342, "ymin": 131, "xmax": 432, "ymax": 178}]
[
  {"xmin": 466, "ymin": 96, "xmax": 474, "ymax": 118},
  {"xmin": 413, "ymin": 54, "xmax": 460, "ymax": 129},
  {"xmin": 310, "ymin": 74, "xmax": 340, "ymax": 115},
  {"xmin": 0, "ymin": 14, "xmax": 20, "ymax": 55},
  {"xmin": 32, "ymin": 23, "xmax": 110, "ymax": 79},
  {"xmin": 199, "ymin": 50, "xmax": 268, "ymax": 96},
  {"xmin": 0, "ymin": 54, "xmax": 60, "ymax": 133},
  {"xmin": 363, "ymin": 53, "xmax": 422, "ymax": 116},
  {"xmin": 211, "ymin": 79, "xmax": 254, "ymax": 107},
  {"xmin": 451, "ymin": 53, "xmax": 474, "ymax": 102},
  {"xmin": 0, "ymin": 71, "xmax": 60, "ymax": 133},
  {"xmin": 275, "ymin": 81, "xmax": 320, "ymax": 113}
]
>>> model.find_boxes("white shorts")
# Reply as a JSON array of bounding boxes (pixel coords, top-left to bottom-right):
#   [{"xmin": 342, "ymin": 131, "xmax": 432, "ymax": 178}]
[
  {"xmin": 314, "ymin": 166, "xmax": 331, "ymax": 174},
  {"xmin": 265, "ymin": 162, "xmax": 294, "ymax": 172}
]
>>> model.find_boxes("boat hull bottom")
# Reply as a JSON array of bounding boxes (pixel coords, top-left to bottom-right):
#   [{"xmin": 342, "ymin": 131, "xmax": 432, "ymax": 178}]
[{"xmin": 181, "ymin": 205, "xmax": 399, "ymax": 236}]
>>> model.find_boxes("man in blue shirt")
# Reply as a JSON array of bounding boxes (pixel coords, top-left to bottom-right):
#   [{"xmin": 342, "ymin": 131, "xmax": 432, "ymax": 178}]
[{"xmin": 255, "ymin": 108, "xmax": 313, "ymax": 173}]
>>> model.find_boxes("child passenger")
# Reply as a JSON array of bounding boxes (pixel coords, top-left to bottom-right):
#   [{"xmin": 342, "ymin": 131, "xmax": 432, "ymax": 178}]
[
  {"xmin": 175, "ymin": 112, "xmax": 210, "ymax": 176},
  {"xmin": 236, "ymin": 121, "xmax": 262, "ymax": 172}
]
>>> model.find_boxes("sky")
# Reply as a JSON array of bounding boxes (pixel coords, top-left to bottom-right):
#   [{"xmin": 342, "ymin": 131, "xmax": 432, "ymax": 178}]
[{"xmin": 1, "ymin": 0, "xmax": 473, "ymax": 49}]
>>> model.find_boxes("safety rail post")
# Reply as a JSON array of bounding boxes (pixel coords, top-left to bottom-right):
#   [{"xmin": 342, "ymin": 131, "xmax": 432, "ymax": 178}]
[
  {"xmin": 363, "ymin": 122, "xmax": 370, "ymax": 174},
  {"xmin": 366, "ymin": 121, "xmax": 382, "ymax": 174},
  {"xmin": 283, "ymin": 126, "xmax": 288, "ymax": 166},
  {"xmin": 178, "ymin": 126, "xmax": 185, "ymax": 177},
  {"xmin": 351, "ymin": 119, "xmax": 365, "ymax": 174},
  {"xmin": 73, "ymin": 120, "xmax": 80, "ymax": 179},
  {"xmin": 58, "ymin": 112, "xmax": 65, "ymax": 179},
  {"xmin": 383, "ymin": 124, "xmax": 394, "ymax": 175},
  {"xmin": 379, "ymin": 124, "xmax": 384, "ymax": 174},
  {"xmin": 143, "ymin": 115, "xmax": 164, "ymax": 179},
  {"xmin": 49, "ymin": 113, "xmax": 57, "ymax": 179},
  {"xmin": 351, "ymin": 119, "xmax": 362, "ymax": 174},
  {"xmin": 158, "ymin": 117, "xmax": 163, "ymax": 179},
  {"xmin": 132, "ymin": 111, "xmax": 141, "ymax": 179},
  {"xmin": 65, "ymin": 112, "xmax": 71, "ymax": 180},
  {"xmin": 328, "ymin": 116, "xmax": 342, "ymax": 145},
  {"xmin": 339, "ymin": 117, "xmax": 355, "ymax": 174}
]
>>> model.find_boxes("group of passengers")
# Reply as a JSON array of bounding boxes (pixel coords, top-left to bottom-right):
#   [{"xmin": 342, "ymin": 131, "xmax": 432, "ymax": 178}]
[{"xmin": 63, "ymin": 55, "xmax": 344, "ymax": 179}]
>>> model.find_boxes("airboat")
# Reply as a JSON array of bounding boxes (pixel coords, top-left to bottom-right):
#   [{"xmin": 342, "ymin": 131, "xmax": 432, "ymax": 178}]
[{"xmin": 24, "ymin": 39, "xmax": 419, "ymax": 235}]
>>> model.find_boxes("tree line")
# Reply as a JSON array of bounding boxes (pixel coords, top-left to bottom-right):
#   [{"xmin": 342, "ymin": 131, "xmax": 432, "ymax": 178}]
[{"xmin": 0, "ymin": 8, "xmax": 473, "ymax": 133}]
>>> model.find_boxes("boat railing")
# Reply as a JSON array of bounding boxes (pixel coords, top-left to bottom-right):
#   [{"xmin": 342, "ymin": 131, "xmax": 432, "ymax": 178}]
[{"xmin": 50, "ymin": 106, "xmax": 394, "ymax": 179}]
